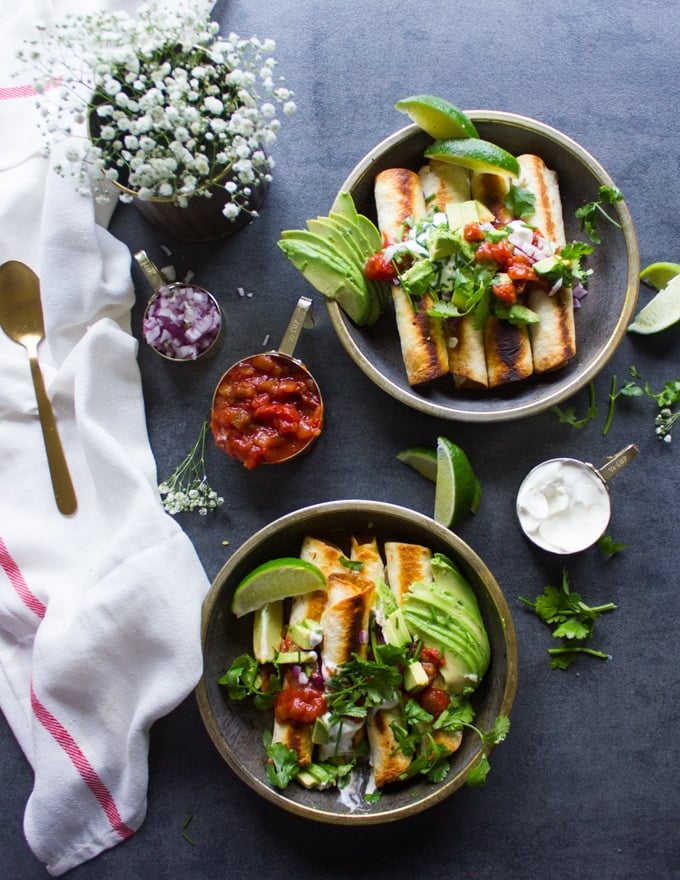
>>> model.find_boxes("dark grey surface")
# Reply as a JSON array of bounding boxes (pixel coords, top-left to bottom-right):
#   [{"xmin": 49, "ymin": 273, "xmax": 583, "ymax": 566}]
[{"xmin": 2, "ymin": 0, "xmax": 679, "ymax": 876}]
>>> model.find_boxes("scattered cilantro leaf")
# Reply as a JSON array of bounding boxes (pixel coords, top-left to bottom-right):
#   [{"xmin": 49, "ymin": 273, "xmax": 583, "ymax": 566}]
[
  {"xmin": 340, "ymin": 556, "xmax": 364, "ymax": 572},
  {"xmin": 219, "ymin": 653, "xmax": 281, "ymax": 709},
  {"xmin": 519, "ymin": 568, "xmax": 616, "ymax": 669},
  {"xmin": 575, "ymin": 185, "xmax": 623, "ymax": 243},
  {"xmin": 263, "ymin": 731, "xmax": 300, "ymax": 789},
  {"xmin": 465, "ymin": 754, "xmax": 491, "ymax": 787},
  {"xmin": 325, "ymin": 652, "xmax": 404, "ymax": 722},
  {"xmin": 598, "ymin": 534, "xmax": 625, "ymax": 557},
  {"xmin": 552, "ymin": 380, "xmax": 598, "ymax": 429}
]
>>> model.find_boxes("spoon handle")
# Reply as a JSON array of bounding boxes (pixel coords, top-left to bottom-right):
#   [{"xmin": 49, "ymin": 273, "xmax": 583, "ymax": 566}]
[{"xmin": 28, "ymin": 355, "xmax": 78, "ymax": 515}]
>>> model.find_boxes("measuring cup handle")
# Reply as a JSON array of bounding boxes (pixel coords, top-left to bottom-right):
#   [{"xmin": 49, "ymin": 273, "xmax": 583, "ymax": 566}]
[
  {"xmin": 597, "ymin": 443, "xmax": 640, "ymax": 483},
  {"xmin": 134, "ymin": 250, "xmax": 166, "ymax": 293},
  {"xmin": 278, "ymin": 296, "xmax": 314, "ymax": 357}
]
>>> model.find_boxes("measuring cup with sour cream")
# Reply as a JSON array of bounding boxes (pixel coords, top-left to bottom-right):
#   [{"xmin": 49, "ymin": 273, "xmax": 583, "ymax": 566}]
[{"xmin": 516, "ymin": 444, "xmax": 639, "ymax": 554}]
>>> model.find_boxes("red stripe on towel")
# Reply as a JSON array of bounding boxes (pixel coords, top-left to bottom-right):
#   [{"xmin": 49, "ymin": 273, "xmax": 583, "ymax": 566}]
[
  {"xmin": 0, "ymin": 78, "xmax": 62, "ymax": 101},
  {"xmin": 30, "ymin": 683, "xmax": 136, "ymax": 840},
  {"xmin": 0, "ymin": 536, "xmax": 46, "ymax": 619}
]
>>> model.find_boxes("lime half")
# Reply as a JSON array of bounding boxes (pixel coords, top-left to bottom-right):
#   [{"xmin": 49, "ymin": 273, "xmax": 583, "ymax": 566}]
[
  {"xmin": 639, "ymin": 261, "xmax": 680, "ymax": 291},
  {"xmin": 231, "ymin": 557, "xmax": 326, "ymax": 617},
  {"xmin": 396, "ymin": 446, "xmax": 438, "ymax": 482},
  {"xmin": 395, "ymin": 95, "xmax": 479, "ymax": 139},
  {"xmin": 433, "ymin": 437, "xmax": 479, "ymax": 528},
  {"xmin": 628, "ymin": 274, "xmax": 680, "ymax": 334},
  {"xmin": 425, "ymin": 137, "xmax": 520, "ymax": 178}
]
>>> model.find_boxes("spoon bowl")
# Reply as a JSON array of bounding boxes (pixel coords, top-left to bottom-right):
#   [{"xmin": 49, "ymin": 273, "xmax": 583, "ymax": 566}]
[{"xmin": 0, "ymin": 261, "xmax": 77, "ymax": 515}]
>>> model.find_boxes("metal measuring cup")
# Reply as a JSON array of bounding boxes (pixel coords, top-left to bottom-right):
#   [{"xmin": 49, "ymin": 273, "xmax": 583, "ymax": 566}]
[
  {"xmin": 516, "ymin": 444, "xmax": 640, "ymax": 554},
  {"xmin": 211, "ymin": 296, "xmax": 324, "ymax": 468},
  {"xmin": 134, "ymin": 250, "xmax": 223, "ymax": 362}
]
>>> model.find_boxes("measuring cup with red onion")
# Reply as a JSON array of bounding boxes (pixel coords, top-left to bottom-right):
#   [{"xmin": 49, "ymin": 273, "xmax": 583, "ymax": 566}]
[
  {"xmin": 516, "ymin": 444, "xmax": 639, "ymax": 554},
  {"xmin": 135, "ymin": 250, "xmax": 223, "ymax": 362}
]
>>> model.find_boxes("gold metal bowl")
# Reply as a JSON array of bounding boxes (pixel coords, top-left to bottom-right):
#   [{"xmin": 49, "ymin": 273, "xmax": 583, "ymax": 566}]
[
  {"xmin": 196, "ymin": 500, "xmax": 518, "ymax": 824},
  {"xmin": 326, "ymin": 112, "xmax": 640, "ymax": 422}
]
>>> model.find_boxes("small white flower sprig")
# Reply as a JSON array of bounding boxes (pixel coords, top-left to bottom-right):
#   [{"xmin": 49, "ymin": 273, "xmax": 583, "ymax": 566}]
[
  {"xmin": 18, "ymin": 1, "xmax": 295, "ymax": 220},
  {"xmin": 158, "ymin": 420, "xmax": 224, "ymax": 516}
]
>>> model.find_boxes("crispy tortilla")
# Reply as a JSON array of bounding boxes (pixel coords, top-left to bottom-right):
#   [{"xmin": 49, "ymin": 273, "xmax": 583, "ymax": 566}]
[
  {"xmin": 470, "ymin": 171, "xmax": 512, "ymax": 224},
  {"xmin": 374, "ymin": 168, "xmax": 449, "ymax": 386},
  {"xmin": 420, "ymin": 161, "xmax": 489, "ymax": 390},
  {"xmin": 484, "ymin": 316, "xmax": 534, "ymax": 388},
  {"xmin": 320, "ymin": 572, "xmax": 375, "ymax": 676},
  {"xmin": 366, "ymin": 706, "xmax": 412, "ymax": 787},
  {"xmin": 517, "ymin": 153, "xmax": 576, "ymax": 373},
  {"xmin": 384, "ymin": 541, "xmax": 432, "ymax": 605}
]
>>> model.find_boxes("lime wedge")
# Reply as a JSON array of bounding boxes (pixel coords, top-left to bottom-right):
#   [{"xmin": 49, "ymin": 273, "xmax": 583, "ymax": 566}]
[
  {"xmin": 231, "ymin": 557, "xmax": 326, "ymax": 617},
  {"xmin": 395, "ymin": 95, "xmax": 479, "ymax": 139},
  {"xmin": 639, "ymin": 261, "xmax": 680, "ymax": 291},
  {"xmin": 396, "ymin": 446, "xmax": 438, "ymax": 482},
  {"xmin": 433, "ymin": 437, "xmax": 479, "ymax": 528},
  {"xmin": 628, "ymin": 274, "xmax": 680, "ymax": 334},
  {"xmin": 424, "ymin": 137, "xmax": 520, "ymax": 178}
]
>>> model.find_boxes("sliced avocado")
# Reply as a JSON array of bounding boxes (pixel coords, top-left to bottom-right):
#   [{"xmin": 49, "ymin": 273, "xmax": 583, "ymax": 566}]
[
  {"xmin": 382, "ymin": 607, "xmax": 412, "ymax": 647},
  {"xmin": 473, "ymin": 200, "xmax": 495, "ymax": 223},
  {"xmin": 289, "ymin": 617, "xmax": 323, "ymax": 650},
  {"xmin": 428, "ymin": 227, "xmax": 460, "ymax": 260},
  {"xmin": 403, "ymin": 660, "xmax": 429, "ymax": 692},
  {"xmin": 355, "ymin": 213, "xmax": 383, "ymax": 252},
  {"xmin": 274, "ymin": 648, "xmax": 318, "ymax": 665},
  {"xmin": 306, "ymin": 216, "xmax": 366, "ymax": 265},
  {"xmin": 279, "ymin": 229, "xmax": 365, "ymax": 285},
  {"xmin": 252, "ymin": 601, "xmax": 284, "ymax": 663},
  {"xmin": 312, "ymin": 716, "xmax": 329, "ymax": 745},
  {"xmin": 446, "ymin": 199, "xmax": 482, "ymax": 231},
  {"xmin": 401, "ymin": 259, "xmax": 436, "ymax": 297},
  {"xmin": 533, "ymin": 254, "xmax": 562, "ymax": 276},
  {"xmin": 329, "ymin": 190, "xmax": 359, "ymax": 223},
  {"xmin": 277, "ymin": 239, "xmax": 371, "ymax": 324}
]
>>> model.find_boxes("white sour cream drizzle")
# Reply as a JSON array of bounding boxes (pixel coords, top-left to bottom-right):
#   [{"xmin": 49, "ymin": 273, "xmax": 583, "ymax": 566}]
[{"xmin": 516, "ymin": 459, "xmax": 611, "ymax": 554}]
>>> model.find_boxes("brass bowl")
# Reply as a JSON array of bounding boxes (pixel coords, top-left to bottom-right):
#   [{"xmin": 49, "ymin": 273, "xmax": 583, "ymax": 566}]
[
  {"xmin": 326, "ymin": 112, "xmax": 640, "ymax": 422},
  {"xmin": 196, "ymin": 500, "xmax": 518, "ymax": 824}
]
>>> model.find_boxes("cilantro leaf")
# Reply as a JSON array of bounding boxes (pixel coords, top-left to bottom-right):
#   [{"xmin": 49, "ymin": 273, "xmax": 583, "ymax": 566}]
[
  {"xmin": 325, "ymin": 653, "xmax": 403, "ymax": 721},
  {"xmin": 598, "ymin": 534, "xmax": 625, "ymax": 557},
  {"xmin": 575, "ymin": 185, "xmax": 623, "ymax": 243},
  {"xmin": 552, "ymin": 381, "xmax": 598, "ymax": 429},
  {"xmin": 504, "ymin": 183, "xmax": 536, "ymax": 219},
  {"xmin": 520, "ymin": 569, "xmax": 616, "ymax": 669},
  {"xmin": 262, "ymin": 731, "xmax": 300, "ymax": 789},
  {"xmin": 465, "ymin": 753, "xmax": 491, "ymax": 787}
]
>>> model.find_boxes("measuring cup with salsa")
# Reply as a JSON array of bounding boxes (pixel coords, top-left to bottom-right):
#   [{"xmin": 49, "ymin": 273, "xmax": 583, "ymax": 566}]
[{"xmin": 211, "ymin": 296, "xmax": 324, "ymax": 469}]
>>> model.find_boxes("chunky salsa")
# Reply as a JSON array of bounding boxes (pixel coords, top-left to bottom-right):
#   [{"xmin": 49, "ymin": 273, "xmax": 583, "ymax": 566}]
[{"xmin": 211, "ymin": 353, "xmax": 323, "ymax": 469}]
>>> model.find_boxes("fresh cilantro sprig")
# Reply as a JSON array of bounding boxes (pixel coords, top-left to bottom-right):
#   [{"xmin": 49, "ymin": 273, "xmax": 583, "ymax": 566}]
[
  {"xmin": 392, "ymin": 694, "xmax": 509, "ymax": 786},
  {"xmin": 219, "ymin": 653, "xmax": 281, "ymax": 709},
  {"xmin": 519, "ymin": 569, "xmax": 617, "ymax": 670},
  {"xmin": 604, "ymin": 365, "xmax": 680, "ymax": 440},
  {"xmin": 262, "ymin": 731, "xmax": 300, "ymax": 789},
  {"xmin": 575, "ymin": 185, "xmax": 624, "ymax": 244},
  {"xmin": 325, "ymin": 648, "xmax": 405, "ymax": 722},
  {"xmin": 552, "ymin": 380, "xmax": 598, "ymax": 429},
  {"xmin": 504, "ymin": 183, "xmax": 536, "ymax": 219}
]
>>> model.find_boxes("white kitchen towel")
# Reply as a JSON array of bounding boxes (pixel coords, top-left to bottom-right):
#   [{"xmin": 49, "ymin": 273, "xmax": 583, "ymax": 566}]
[{"xmin": 0, "ymin": 0, "xmax": 214, "ymax": 874}]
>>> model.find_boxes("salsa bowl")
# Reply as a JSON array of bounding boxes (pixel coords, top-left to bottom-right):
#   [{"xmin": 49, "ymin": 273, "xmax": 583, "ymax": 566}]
[
  {"xmin": 196, "ymin": 500, "xmax": 518, "ymax": 824},
  {"xmin": 327, "ymin": 111, "xmax": 639, "ymax": 422}
]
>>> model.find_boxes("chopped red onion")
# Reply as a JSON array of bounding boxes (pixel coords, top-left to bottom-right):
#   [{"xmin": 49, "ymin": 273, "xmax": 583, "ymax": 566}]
[{"xmin": 142, "ymin": 284, "xmax": 221, "ymax": 361}]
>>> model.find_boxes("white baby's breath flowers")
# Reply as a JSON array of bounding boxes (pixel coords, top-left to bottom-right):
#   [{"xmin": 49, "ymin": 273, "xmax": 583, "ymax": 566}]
[
  {"xmin": 157, "ymin": 421, "xmax": 224, "ymax": 516},
  {"xmin": 17, "ymin": 1, "xmax": 295, "ymax": 221}
]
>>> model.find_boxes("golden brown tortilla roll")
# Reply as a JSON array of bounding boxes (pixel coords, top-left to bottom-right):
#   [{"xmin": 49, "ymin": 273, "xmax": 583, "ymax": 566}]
[
  {"xmin": 374, "ymin": 168, "xmax": 449, "ymax": 386},
  {"xmin": 366, "ymin": 706, "xmax": 412, "ymax": 787},
  {"xmin": 418, "ymin": 159, "xmax": 470, "ymax": 211},
  {"xmin": 484, "ymin": 316, "xmax": 534, "ymax": 388},
  {"xmin": 418, "ymin": 161, "xmax": 488, "ymax": 390},
  {"xmin": 320, "ymin": 572, "xmax": 375, "ymax": 676},
  {"xmin": 517, "ymin": 154, "xmax": 576, "ymax": 373},
  {"xmin": 384, "ymin": 542, "xmax": 433, "ymax": 605},
  {"xmin": 470, "ymin": 171, "xmax": 513, "ymax": 224},
  {"xmin": 350, "ymin": 536, "xmax": 385, "ymax": 586}
]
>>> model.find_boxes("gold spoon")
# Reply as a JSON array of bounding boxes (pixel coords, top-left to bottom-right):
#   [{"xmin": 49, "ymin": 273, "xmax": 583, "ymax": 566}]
[{"xmin": 0, "ymin": 261, "xmax": 77, "ymax": 515}]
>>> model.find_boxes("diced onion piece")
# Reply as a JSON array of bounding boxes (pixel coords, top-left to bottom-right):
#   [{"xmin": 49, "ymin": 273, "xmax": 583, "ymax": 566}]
[{"xmin": 142, "ymin": 284, "xmax": 221, "ymax": 361}]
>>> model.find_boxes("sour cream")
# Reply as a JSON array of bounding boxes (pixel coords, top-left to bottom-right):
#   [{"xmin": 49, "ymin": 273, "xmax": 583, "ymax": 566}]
[{"xmin": 516, "ymin": 458, "xmax": 611, "ymax": 554}]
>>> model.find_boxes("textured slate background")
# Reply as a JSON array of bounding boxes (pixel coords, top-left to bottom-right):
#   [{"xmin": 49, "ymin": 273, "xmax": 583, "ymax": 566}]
[{"xmin": 2, "ymin": 0, "xmax": 679, "ymax": 877}]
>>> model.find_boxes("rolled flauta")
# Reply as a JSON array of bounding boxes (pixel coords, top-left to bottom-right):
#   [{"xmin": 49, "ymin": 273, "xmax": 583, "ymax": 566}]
[
  {"xmin": 374, "ymin": 168, "xmax": 449, "ymax": 386},
  {"xmin": 517, "ymin": 153, "xmax": 576, "ymax": 373},
  {"xmin": 470, "ymin": 171, "xmax": 513, "ymax": 224},
  {"xmin": 350, "ymin": 535, "xmax": 385, "ymax": 587},
  {"xmin": 366, "ymin": 705, "xmax": 412, "ymax": 787},
  {"xmin": 419, "ymin": 163, "xmax": 489, "ymax": 391},
  {"xmin": 383, "ymin": 541, "xmax": 433, "ymax": 606},
  {"xmin": 320, "ymin": 571, "xmax": 375, "ymax": 678},
  {"xmin": 484, "ymin": 316, "xmax": 534, "ymax": 388}
]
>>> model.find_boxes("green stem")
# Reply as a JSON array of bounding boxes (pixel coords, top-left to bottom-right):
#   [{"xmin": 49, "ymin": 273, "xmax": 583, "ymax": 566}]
[
  {"xmin": 602, "ymin": 374, "xmax": 618, "ymax": 436},
  {"xmin": 548, "ymin": 646, "xmax": 610, "ymax": 660}
]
